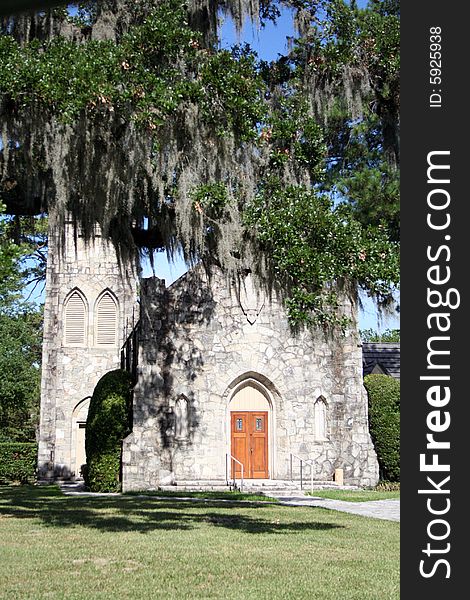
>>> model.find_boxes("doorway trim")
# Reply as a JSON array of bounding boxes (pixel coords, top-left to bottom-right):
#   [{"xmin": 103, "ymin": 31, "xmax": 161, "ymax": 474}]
[{"xmin": 225, "ymin": 374, "xmax": 278, "ymax": 480}]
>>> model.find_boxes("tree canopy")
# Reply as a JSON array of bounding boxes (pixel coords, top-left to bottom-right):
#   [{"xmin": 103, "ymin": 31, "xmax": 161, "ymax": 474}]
[
  {"xmin": 0, "ymin": 0, "xmax": 400, "ymax": 328},
  {"xmin": 360, "ymin": 327, "xmax": 399, "ymax": 342},
  {"xmin": 0, "ymin": 203, "xmax": 43, "ymax": 442}
]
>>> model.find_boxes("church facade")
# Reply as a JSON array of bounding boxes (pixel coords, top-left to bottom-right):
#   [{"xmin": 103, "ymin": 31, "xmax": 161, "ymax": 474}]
[{"xmin": 38, "ymin": 223, "xmax": 379, "ymax": 489}]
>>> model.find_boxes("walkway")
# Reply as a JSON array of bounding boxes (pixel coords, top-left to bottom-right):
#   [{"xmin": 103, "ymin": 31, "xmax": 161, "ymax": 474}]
[
  {"xmin": 272, "ymin": 493, "xmax": 400, "ymax": 522},
  {"xmin": 59, "ymin": 482, "xmax": 400, "ymax": 522}
]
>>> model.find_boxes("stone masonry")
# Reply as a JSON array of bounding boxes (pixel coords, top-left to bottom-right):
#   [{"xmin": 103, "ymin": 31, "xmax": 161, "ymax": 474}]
[
  {"xmin": 37, "ymin": 213, "xmax": 138, "ymax": 479},
  {"xmin": 38, "ymin": 218, "xmax": 379, "ymax": 487},
  {"xmin": 122, "ymin": 266, "xmax": 379, "ymax": 491}
]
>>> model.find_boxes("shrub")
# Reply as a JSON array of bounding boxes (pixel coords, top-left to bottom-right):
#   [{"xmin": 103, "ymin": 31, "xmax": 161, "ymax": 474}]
[
  {"xmin": 85, "ymin": 369, "xmax": 133, "ymax": 492},
  {"xmin": 0, "ymin": 442, "xmax": 37, "ymax": 483},
  {"xmin": 375, "ymin": 480, "xmax": 400, "ymax": 492},
  {"xmin": 364, "ymin": 374, "xmax": 400, "ymax": 482}
]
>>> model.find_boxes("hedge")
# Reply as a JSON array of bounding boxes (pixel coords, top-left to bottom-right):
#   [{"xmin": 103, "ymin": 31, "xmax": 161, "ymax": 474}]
[
  {"xmin": 85, "ymin": 369, "xmax": 133, "ymax": 492},
  {"xmin": 0, "ymin": 442, "xmax": 37, "ymax": 483},
  {"xmin": 364, "ymin": 374, "xmax": 400, "ymax": 482}
]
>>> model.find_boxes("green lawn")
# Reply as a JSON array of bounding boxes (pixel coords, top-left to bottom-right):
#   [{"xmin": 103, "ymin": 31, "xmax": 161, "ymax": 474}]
[
  {"xmin": 306, "ymin": 489, "xmax": 400, "ymax": 502},
  {"xmin": 0, "ymin": 485, "xmax": 399, "ymax": 600}
]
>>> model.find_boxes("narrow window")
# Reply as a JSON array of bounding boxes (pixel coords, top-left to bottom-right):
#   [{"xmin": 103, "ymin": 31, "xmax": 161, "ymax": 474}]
[
  {"xmin": 314, "ymin": 397, "xmax": 328, "ymax": 440},
  {"xmin": 175, "ymin": 396, "xmax": 189, "ymax": 439},
  {"xmin": 96, "ymin": 292, "xmax": 117, "ymax": 346},
  {"xmin": 64, "ymin": 290, "xmax": 87, "ymax": 346}
]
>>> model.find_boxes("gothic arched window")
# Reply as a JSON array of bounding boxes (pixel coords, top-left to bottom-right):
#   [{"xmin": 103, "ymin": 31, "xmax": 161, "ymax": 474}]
[
  {"xmin": 64, "ymin": 289, "xmax": 87, "ymax": 346},
  {"xmin": 95, "ymin": 291, "xmax": 118, "ymax": 346},
  {"xmin": 314, "ymin": 396, "xmax": 328, "ymax": 440}
]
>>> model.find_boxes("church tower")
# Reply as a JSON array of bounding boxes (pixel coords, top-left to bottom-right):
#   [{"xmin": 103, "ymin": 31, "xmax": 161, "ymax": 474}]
[{"xmin": 37, "ymin": 212, "xmax": 138, "ymax": 479}]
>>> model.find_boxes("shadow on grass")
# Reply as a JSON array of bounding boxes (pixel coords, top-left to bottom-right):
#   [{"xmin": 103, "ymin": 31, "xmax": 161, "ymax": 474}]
[{"xmin": 0, "ymin": 485, "xmax": 345, "ymax": 535}]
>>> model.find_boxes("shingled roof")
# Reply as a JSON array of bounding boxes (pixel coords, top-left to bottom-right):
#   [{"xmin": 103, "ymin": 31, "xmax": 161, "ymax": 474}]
[{"xmin": 362, "ymin": 342, "xmax": 400, "ymax": 379}]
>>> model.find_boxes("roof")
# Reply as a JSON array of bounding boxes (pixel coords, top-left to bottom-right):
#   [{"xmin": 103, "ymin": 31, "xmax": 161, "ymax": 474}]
[{"xmin": 362, "ymin": 342, "xmax": 400, "ymax": 379}]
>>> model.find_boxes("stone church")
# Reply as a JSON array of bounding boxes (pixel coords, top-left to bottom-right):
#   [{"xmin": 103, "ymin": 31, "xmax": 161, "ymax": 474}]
[{"xmin": 38, "ymin": 221, "xmax": 379, "ymax": 490}]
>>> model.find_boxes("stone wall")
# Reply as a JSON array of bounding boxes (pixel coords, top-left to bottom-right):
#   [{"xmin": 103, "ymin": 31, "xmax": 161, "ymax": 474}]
[
  {"xmin": 38, "ymin": 214, "xmax": 138, "ymax": 479},
  {"xmin": 122, "ymin": 266, "xmax": 379, "ymax": 490}
]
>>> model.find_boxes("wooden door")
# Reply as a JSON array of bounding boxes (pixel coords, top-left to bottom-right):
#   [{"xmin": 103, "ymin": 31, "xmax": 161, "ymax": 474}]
[{"xmin": 231, "ymin": 411, "xmax": 268, "ymax": 478}]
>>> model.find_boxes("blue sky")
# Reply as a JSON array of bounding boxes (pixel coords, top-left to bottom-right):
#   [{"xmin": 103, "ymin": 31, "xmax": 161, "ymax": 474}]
[{"xmin": 219, "ymin": 8, "xmax": 294, "ymax": 61}]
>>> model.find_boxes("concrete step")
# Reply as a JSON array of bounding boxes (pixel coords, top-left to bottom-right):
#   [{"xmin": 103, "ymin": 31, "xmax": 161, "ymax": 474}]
[
  {"xmin": 251, "ymin": 490, "xmax": 307, "ymax": 497},
  {"xmin": 169, "ymin": 479, "xmax": 302, "ymax": 491},
  {"xmin": 237, "ymin": 480, "xmax": 360, "ymax": 490},
  {"xmin": 159, "ymin": 485, "xmax": 234, "ymax": 493},
  {"xmin": 157, "ymin": 486, "xmax": 301, "ymax": 498},
  {"xmin": 161, "ymin": 479, "xmax": 361, "ymax": 495}
]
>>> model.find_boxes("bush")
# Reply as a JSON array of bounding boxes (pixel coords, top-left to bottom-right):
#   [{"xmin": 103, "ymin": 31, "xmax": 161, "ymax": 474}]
[
  {"xmin": 85, "ymin": 370, "xmax": 133, "ymax": 492},
  {"xmin": 375, "ymin": 480, "xmax": 400, "ymax": 492},
  {"xmin": 0, "ymin": 442, "xmax": 37, "ymax": 483},
  {"xmin": 364, "ymin": 374, "xmax": 400, "ymax": 482}
]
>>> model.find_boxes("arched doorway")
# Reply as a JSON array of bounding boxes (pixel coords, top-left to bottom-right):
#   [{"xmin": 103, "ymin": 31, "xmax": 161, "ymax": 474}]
[
  {"xmin": 229, "ymin": 380, "xmax": 271, "ymax": 479},
  {"xmin": 71, "ymin": 397, "xmax": 90, "ymax": 478}
]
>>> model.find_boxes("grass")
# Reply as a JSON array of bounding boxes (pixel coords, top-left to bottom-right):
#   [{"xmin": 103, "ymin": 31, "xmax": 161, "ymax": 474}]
[
  {"xmin": 0, "ymin": 484, "xmax": 399, "ymax": 600},
  {"xmin": 125, "ymin": 489, "xmax": 278, "ymax": 502},
  {"xmin": 306, "ymin": 489, "xmax": 400, "ymax": 502}
]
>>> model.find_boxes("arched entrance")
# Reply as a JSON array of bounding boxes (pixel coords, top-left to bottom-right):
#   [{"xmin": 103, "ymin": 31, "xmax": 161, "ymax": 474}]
[
  {"xmin": 71, "ymin": 397, "xmax": 90, "ymax": 478},
  {"xmin": 229, "ymin": 380, "xmax": 271, "ymax": 479}
]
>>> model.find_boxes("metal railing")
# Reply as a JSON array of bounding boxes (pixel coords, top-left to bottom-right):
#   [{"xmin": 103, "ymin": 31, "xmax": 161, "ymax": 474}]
[
  {"xmin": 290, "ymin": 453, "xmax": 314, "ymax": 492},
  {"xmin": 226, "ymin": 454, "xmax": 244, "ymax": 492}
]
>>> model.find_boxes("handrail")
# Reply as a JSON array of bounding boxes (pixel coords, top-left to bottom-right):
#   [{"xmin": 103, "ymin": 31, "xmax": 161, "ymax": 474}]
[
  {"xmin": 290, "ymin": 453, "xmax": 314, "ymax": 493},
  {"xmin": 226, "ymin": 454, "xmax": 244, "ymax": 492}
]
